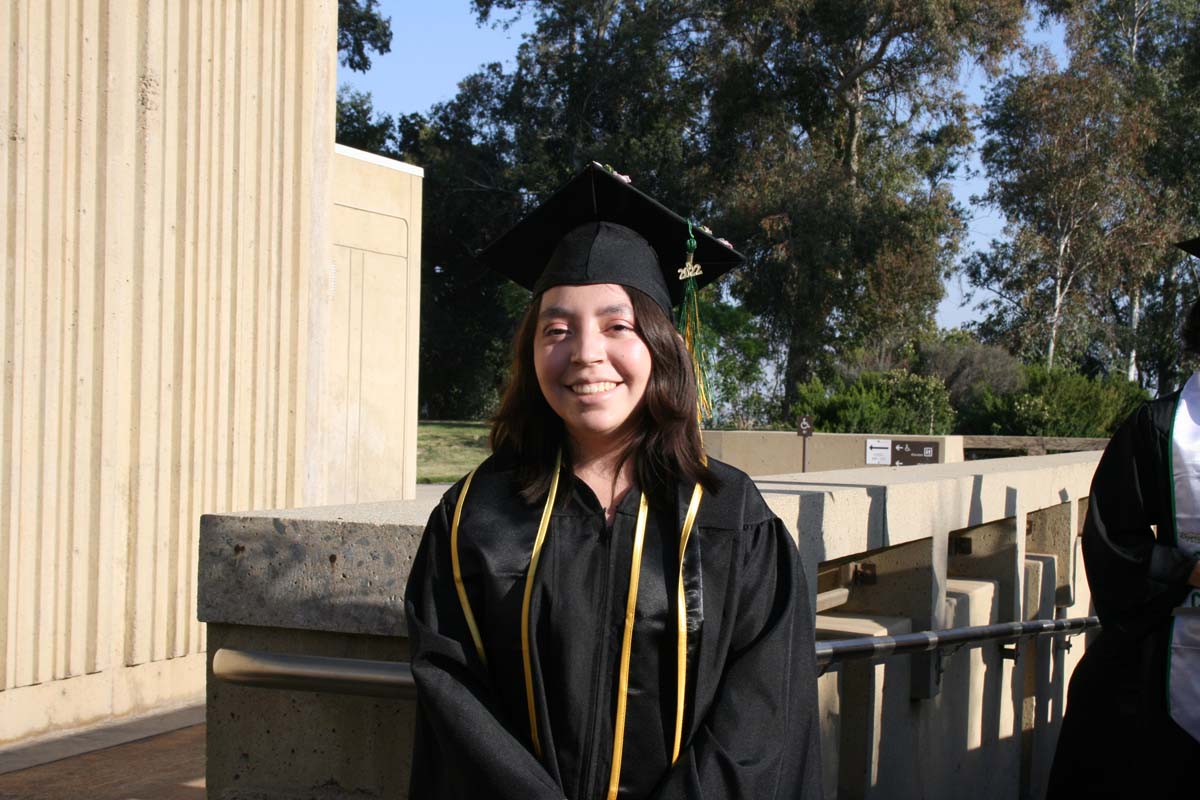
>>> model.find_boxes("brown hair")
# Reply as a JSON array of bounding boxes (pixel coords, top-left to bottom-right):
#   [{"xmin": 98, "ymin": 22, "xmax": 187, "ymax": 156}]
[{"xmin": 490, "ymin": 286, "xmax": 719, "ymax": 505}]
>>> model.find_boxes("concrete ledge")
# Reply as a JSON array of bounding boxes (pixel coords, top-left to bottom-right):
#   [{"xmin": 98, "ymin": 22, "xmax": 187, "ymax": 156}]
[
  {"xmin": 195, "ymin": 454, "xmax": 1103, "ymax": 800},
  {"xmin": 198, "ymin": 489, "xmax": 446, "ymax": 638}
]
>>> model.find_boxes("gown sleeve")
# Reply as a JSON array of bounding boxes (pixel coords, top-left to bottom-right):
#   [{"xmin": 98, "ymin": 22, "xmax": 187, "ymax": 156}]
[
  {"xmin": 648, "ymin": 516, "xmax": 823, "ymax": 800},
  {"xmin": 1082, "ymin": 402, "xmax": 1199, "ymax": 641},
  {"xmin": 404, "ymin": 495, "xmax": 566, "ymax": 800}
]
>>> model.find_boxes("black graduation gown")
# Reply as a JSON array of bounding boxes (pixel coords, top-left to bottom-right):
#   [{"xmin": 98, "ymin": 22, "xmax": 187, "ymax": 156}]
[
  {"xmin": 1047, "ymin": 393, "xmax": 1200, "ymax": 798},
  {"xmin": 403, "ymin": 456, "xmax": 822, "ymax": 800}
]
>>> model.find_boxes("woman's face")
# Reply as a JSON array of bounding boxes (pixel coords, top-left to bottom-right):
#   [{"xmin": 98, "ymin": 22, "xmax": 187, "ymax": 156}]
[{"xmin": 533, "ymin": 283, "xmax": 653, "ymax": 451}]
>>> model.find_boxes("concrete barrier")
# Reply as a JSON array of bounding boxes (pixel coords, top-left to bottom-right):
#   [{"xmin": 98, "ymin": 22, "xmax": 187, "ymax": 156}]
[
  {"xmin": 702, "ymin": 430, "xmax": 964, "ymax": 475},
  {"xmin": 198, "ymin": 452, "xmax": 1100, "ymax": 799}
]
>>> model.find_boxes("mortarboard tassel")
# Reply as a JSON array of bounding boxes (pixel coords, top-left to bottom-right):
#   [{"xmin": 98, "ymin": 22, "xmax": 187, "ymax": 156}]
[{"xmin": 677, "ymin": 221, "xmax": 714, "ymax": 423}]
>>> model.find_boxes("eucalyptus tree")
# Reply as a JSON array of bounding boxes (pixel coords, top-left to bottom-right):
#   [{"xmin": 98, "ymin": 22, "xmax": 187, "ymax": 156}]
[
  {"xmin": 967, "ymin": 51, "xmax": 1163, "ymax": 370},
  {"xmin": 965, "ymin": 1, "xmax": 1200, "ymax": 389},
  {"xmin": 1048, "ymin": 0, "xmax": 1197, "ymax": 388}
]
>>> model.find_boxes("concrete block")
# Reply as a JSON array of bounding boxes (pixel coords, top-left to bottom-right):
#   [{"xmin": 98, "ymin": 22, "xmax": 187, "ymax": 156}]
[
  {"xmin": 816, "ymin": 613, "xmax": 913, "ymax": 800},
  {"xmin": 205, "ymin": 624, "xmax": 413, "ymax": 800},
  {"xmin": 1021, "ymin": 554, "xmax": 1059, "ymax": 800},
  {"xmin": 197, "ymin": 494, "xmax": 443, "ymax": 638},
  {"xmin": 702, "ymin": 431, "xmax": 964, "ymax": 476}
]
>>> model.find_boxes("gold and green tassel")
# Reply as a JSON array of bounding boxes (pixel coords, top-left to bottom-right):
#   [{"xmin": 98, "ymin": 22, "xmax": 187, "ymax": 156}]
[{"xmin": 678, "ymin": 221, "xmax": 713, "ymax": 423}]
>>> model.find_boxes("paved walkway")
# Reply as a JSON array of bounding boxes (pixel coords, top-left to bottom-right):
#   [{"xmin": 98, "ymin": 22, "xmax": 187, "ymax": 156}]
[{"xmin": 0, "ymin": 708, "xmax": 204, "ymax": 800}]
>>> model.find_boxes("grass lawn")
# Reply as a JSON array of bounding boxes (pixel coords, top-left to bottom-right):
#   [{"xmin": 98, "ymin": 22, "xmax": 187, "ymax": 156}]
[{"xmin": 417, "ymin": 421, "xmax": 492, "ymax": 483}]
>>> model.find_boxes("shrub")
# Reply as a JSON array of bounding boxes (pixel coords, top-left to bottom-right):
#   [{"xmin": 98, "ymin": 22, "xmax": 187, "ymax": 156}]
[
  {"xmin": 792, "ymin": 370, "xmax": 955, "ymax": 435},
  {"xmin": 956, "ymin": 366, "xmax": 1148, "ymax": 437}
]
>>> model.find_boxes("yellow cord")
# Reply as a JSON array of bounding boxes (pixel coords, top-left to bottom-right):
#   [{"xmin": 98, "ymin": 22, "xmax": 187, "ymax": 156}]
[
  {"xmin": 450, "ymin": 467, "xmax": 487, "ymax": 666},
  {"xmin": 671, "ymin": 482, "xmax": 704, "ymax": 763},
  {"xmin": 520, "ymin": 450, "xmax": 563, "ymax": 759},
  {"xmin": 606, "ymin": 492, "xmax": 650, "ymax": 800}
]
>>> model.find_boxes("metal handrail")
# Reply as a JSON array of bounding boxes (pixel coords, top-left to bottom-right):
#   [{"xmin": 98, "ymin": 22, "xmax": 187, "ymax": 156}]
[
  {"xmin": 815, "ymin": 615, "xmax": 1099, "ymax": 670},
  {"xmin": 212, "ymin": 616, "xmax": 1100, "ymax": 697},
  {"xmin": 212, "ymin": 647, "xmax": 416, "ymax": 699}
]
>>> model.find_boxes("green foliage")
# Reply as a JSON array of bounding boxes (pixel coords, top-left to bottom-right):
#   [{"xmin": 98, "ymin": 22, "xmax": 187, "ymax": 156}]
[
  {"xmin": 705, "ymin": 0, "xmax": 1024, "ymax": 407},
  {"xmin": 965, "ymin": 2, "xmax": 1200, "ymax": 387},
  {"xmin": 914, "ymin": 332, "xmax": 1026, "ymax": 408},
  {"xmin": 335, "ymin": 86, "xmax": 397, "ymax": 155},
  {"xmin": 956, "ymin": 366, "xmax": 1148, "ymax": 437},
  {"xmin": 393, "ymin": 79, "xmax": 530, "ymax": 419},
  {"xmin": 333, "ymin": 0, "xmax": 1199, "ymax": 421},
  {"xmin": 337, "ymin": 0, "xmax": 393, "ymax": 73},
  {"xmin": 699, "ymin": 294, "xmax": 781, "ymax": 429},
  {"xmin": 792, "ymin": 370, "xmax": 956, "ymax": 436}
]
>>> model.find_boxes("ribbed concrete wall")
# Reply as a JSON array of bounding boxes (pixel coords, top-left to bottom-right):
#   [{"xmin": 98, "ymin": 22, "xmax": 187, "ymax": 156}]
[
  {"xmin": 310, "ymin": 146, "xmax": 423, "ymax": 505},
  {"xmin": 0, "ymin": 0, "xmax": 336, "ymax": 742}
]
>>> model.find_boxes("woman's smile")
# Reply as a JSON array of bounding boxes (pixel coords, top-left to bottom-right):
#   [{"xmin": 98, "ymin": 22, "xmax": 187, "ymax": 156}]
[{"xmin": 569, "ymin": 380, "xmax": 620, "ymax": 395}]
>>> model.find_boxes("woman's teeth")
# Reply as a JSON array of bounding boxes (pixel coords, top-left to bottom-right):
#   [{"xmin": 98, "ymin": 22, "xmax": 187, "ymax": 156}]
[{"xmin": 571, "ymin": 382, "xmax": 617, "ymax": 395}]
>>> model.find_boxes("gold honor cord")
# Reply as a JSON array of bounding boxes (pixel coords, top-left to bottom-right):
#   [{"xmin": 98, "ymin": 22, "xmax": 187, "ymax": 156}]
[
  {"xmin": 606, "ymin": 491, "xmax": 650, "ymax": 800},
  {"xmin": 671, "ymin": 482, "xmax": 704, "ymax": 764},
  {"xmin": 521, "ymin": 450, "xmax": 564, "ymax": 759},
  {"xmin": 450, "ymin": 467, "xmax": 487, "ymax": 667}
]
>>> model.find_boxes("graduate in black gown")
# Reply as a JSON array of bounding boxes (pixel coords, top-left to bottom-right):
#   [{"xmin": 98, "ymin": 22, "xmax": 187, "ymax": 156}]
[
  {"xmin": 403, "ymin": 164, "xmax": 822, "ymax": 800},
  {"xmin": 1047, "ymin": 237, "xmax": 1200, "ymax": 798}
]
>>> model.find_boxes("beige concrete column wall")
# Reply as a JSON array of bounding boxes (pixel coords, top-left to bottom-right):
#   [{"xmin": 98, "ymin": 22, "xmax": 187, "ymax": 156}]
[
  {"xmin": 306, "ymin": 146, "xmax": 423, "ymax": 505},
  {"xmin": 0, "ymin": 0, "xmax": 337, "ymax": 744}
]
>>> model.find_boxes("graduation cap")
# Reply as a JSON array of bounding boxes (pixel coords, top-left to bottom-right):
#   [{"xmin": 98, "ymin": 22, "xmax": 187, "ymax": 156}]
[
  {"xmin": 477, "ymin": 162, "xmax": 745, "ymax": 317},
  {"xmin": 477, "ymin": 162, "xmax": 745, "ymax": 419},
  {"xmin": 1180, "ymin": 237, "xmax": 1200, "ymax": 258}
]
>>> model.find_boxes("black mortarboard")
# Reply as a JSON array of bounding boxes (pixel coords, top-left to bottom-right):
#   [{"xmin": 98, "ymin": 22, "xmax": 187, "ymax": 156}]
[
  {"xmin": 477, "ymin": 162, "xmax": 745, "ymax": 316},
  {"xmin": 1180, "ymin": 237, "xmax": 1200, "ymax": 258}
]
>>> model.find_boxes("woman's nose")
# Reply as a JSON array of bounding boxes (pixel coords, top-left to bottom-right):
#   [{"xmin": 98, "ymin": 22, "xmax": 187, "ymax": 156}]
[{"xmin": 572, "ymin": 328, "xmax": 604, "ymax": 364}]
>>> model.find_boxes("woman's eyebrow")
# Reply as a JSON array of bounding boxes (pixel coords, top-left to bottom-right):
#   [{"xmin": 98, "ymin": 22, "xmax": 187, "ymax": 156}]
[
  {"xmin": 597, "ymin": 304, "xmax": 633, "ymax": 317},
  {"xmin": 538, "ymin": 303, "xmax": 633, "ymax": 319},
  {"xmin": 538, "ymin": 305, "xmax": 574, "ymax": 320}
]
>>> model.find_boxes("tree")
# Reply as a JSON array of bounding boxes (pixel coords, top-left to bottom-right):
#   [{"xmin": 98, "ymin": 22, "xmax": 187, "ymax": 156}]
[
  {"xmin": 913, "ymin": 331, "xmax": 1026, "ymax": 409},
  {"xmin": 338, "ymin": 0, "xmax": 393, "ymax": 73},
  {"xmin": 407, "ymin": 1, "xmax": 768, "ymax": 418},
  {"xmin": 1030, "ymin": 0, "xmax": 1200, "ymax": 390},
  {"xmin": 703, "ymin": 0, "xmax": 1024, "ymax": 410},
  {"xmin": 966, "ymin": 50, "xmax": 1166, "ymax": 370},
  {"xmin": 335, "ymin": 2, "xmax": 397, "ymax": 156},
  {"xmin": 335, "ymin": 86, "xmax": 397, "ymax": 155},
  {"xmin": 393, "ymin": 68, "xmax": 529, "ymax": 419}
]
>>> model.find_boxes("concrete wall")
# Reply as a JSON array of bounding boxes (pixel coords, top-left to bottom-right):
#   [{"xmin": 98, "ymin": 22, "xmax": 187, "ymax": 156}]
[
  {"xmin": 703, "ymin": 430, "xmax": 964, "ymax": 475},
  {"xmin": 0, "ymin": 0, "xmax": 338, "ymax": 744},
  {"xmin": 308, "ymin": 146, "xmax": 424, "ymax": 505},
  {"xmin": 199, "ymin": 452, "xmax": 1101, "ymax": 800}
]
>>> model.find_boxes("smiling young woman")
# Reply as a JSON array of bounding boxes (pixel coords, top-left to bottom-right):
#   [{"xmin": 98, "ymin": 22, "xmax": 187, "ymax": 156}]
[{"xmin": 403, "ymin": 164, "xmax": 822, "ymax": 800}]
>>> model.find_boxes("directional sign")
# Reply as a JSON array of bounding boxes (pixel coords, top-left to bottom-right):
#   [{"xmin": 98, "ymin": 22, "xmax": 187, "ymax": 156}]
[
  {"xmin": 797, "ymin": 415, "xmax": 814, "ymax": 438},
  {"xmin": 865, "ymin": 439, "xmax": 892, "ymax": 465},
  {"xmin": 891, "ymin": 440, "xmax": 939, "ymax": 466}
]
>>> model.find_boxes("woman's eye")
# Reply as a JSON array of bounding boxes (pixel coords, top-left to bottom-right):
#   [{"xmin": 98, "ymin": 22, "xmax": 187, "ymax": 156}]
[{"xmin": 543, "ymin": 326, "xmax": 568, "ymax": 337}]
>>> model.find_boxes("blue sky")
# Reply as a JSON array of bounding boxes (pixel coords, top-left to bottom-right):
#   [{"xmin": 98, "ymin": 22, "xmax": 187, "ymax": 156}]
[{"xmin": 338, "ymin": 2, "xmax": 1066, "ymax": 329}]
